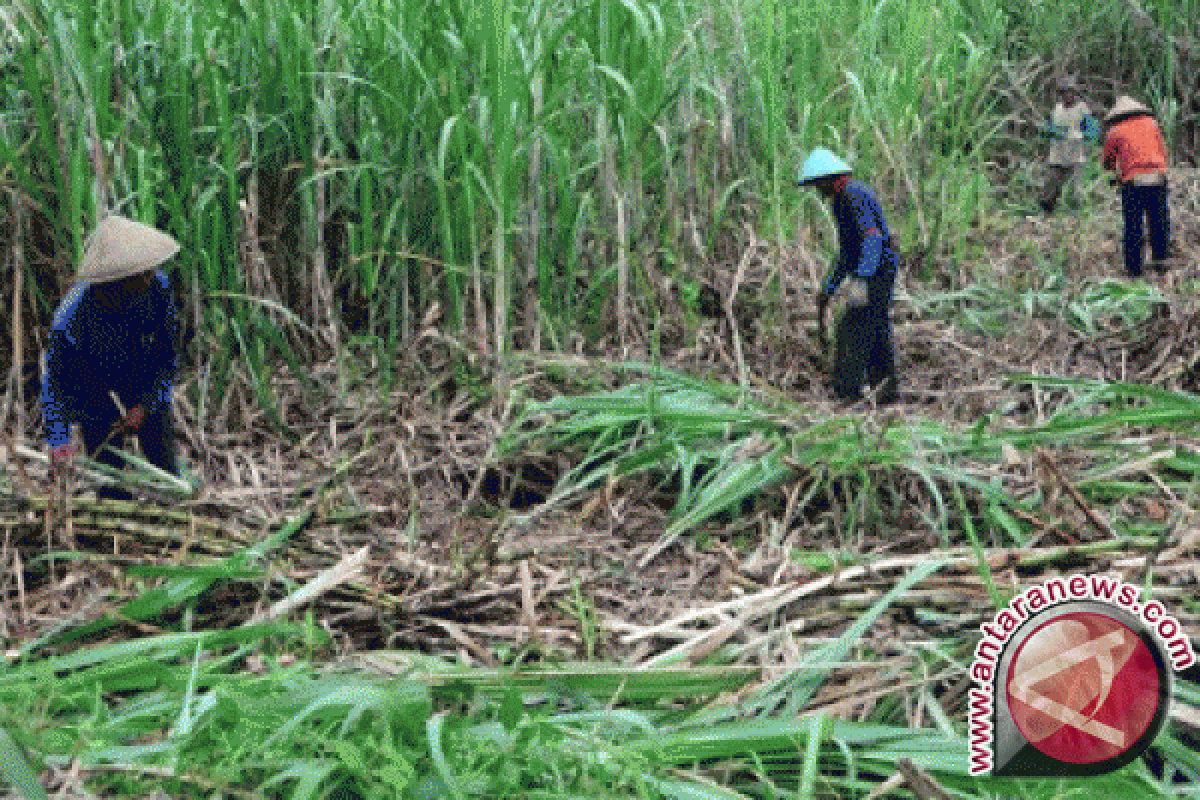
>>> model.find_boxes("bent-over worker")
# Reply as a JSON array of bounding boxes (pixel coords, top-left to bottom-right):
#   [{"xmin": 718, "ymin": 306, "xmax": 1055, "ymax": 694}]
[
  {"xmin": 42, "ymin": 215, "xmax": 182, "ymax": 496},
  {"xmin": 798, "ymin": 148, "xmax": 899, "ymax": 404},
  {"xmin": 1102, "ymin": 95, "xmax": 1170, "ymax": 277}
]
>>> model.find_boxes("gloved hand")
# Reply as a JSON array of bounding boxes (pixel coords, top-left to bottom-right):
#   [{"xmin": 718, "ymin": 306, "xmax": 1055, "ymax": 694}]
[
  {"xmin": 843, "ymin": 278, "xmax": 869, "ymax": 308},
  {"xmin": 120, "ymin": 404, "xmax": 147, "ymax": 433},
  {"xmin": 50, "ymin": 442, "xmax": 76, "ymax": 477}
]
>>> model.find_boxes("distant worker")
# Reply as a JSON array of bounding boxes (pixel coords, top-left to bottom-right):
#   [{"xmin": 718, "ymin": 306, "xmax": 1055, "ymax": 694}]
[
  {"xmin": 1102, "ymin": 95, "xmax": 1170, "ymax": 277},
  {"xmin": 1040, "ymin": 77, "xmax": 1099, "ymax": 212},
  {"xmin": 798, "ymin": 149, "xmax": 898, "ymax": 404},
  {"xmin": 43, "ymin": 215, "xmax": 182, "ymax": 497}
]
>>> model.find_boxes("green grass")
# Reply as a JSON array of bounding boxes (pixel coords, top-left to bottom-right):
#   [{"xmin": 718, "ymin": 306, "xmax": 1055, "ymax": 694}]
[
  {"xmin": 2, "ymin": 554, "xmax": 1196, "ymax": 798},
  {"xmin": 3, "ymin": 0, "xmax": 1190, "ymax": 392},
  {"xmin": 502, "ymin": 362, "xmax": 1200, "ymax": 554},
  {"xmin": 11, "ymin": 367, "xmax": 1200, "ymax": 797},
  {"xmin": 911, "ymin": 277, "xmax": 1167, "ymax": 339},
  {"xmin": 3, "ymin": 1, "xmax": 1200, "ymax": 797}
]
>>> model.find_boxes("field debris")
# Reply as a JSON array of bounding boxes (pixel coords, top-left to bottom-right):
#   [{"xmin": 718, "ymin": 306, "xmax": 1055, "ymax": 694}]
[{"xmin": 2, "ymin": 174, "xmax": 1198, "ymax": 708}]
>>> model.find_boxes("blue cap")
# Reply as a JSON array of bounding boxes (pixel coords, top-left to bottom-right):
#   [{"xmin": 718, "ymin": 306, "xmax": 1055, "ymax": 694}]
[{"xmin": 796, "ymin": 148, "xmax": 851, "ymax": 186}]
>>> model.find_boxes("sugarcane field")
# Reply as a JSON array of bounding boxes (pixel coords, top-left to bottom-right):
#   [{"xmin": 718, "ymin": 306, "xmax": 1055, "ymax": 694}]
[{"xmin": 4, "ymin": 0, "xmax": 1200, "ymax": 797}]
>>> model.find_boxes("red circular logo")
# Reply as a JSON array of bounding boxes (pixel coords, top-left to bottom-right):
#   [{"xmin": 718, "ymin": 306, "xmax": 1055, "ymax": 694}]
[{"xmin": 1005, "ymin": 611, "xmax": 1161, "ymax": 764}]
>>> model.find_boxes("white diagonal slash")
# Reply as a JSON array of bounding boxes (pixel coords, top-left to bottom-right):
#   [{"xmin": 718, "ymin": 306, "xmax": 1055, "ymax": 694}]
[{"xmin": 1010, "ymin": 629, "xmax": 1129, "ymax": 747}]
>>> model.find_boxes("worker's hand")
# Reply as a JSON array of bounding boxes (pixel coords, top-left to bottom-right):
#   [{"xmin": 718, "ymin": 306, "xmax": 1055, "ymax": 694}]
[
  {"xmin": 121, "ymin": 405, "xmax": 147, "ymax": 433},
  {"xmin": 844, "ymin": 278, "xmax": 869, "ymax": 308},
  {"xmin": 50, "ymin": 442, "xmax": 76, "ymax": 477}
]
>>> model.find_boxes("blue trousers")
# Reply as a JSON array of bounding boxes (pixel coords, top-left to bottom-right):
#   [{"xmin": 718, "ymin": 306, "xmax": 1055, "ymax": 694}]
[
  {"xmin": 1120, "ymin": 181, "xmax": 1170, "ymax": 277},
  {"xmin": 833, "ymin": 267, "xmax": 897, "ymax": 402}
]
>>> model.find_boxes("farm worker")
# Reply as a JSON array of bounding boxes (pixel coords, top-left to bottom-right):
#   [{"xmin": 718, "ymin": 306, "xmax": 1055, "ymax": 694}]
[
  {"xmin": 1102, "ymin": 95, "xmax": 1170, "ymax": 277},
  {"xmin": 1039, "ymin": 76, "xmax": 1099, "ymax": 212},
  {"xmin": 798, "ymin": 149, "xmax": 898, "ymax": 404},
  {"xmin": 42, "ymin": 215, "xmax": 182, "ymax": 493}
]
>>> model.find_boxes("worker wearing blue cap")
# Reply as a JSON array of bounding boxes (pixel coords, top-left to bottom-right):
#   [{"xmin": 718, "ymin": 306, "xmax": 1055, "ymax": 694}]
[
  {"xmin": 42, "ymin": 215, "xmax": 182, "ymax": 495},
  {"xmin": 798, "ymin": 149, "xmax": 898, "ymax": 404}
]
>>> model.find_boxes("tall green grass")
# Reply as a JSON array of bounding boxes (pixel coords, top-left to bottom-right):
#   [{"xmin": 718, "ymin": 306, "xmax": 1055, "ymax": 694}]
[{"xmin": 3, "ymin": 0, "xmax": 1190, "ymax": 407}]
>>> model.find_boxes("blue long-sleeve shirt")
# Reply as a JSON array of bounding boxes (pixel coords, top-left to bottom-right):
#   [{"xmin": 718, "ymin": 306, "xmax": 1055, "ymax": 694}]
[
  {"xmin": 822, "ymin": 179, "xmax": 896, "ymax": 295},
  {"xmin": 42, "ymin": 271, "xmax": 178, "ymax": 448}
]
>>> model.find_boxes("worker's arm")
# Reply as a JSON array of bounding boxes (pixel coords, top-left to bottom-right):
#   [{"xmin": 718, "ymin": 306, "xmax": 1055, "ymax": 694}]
[
  {"xmin": 42, "ymin": 334, "xmax": 75, "ymax": 451},
  {"xmin": 42, "ymin": 286, "xmax": 89, "ymax": 450}
]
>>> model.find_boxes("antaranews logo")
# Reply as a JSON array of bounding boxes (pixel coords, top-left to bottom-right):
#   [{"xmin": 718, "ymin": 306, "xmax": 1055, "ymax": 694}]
[{"xmin": 968, "ymin": 573, "xmax": 1196, "ymax": 777}]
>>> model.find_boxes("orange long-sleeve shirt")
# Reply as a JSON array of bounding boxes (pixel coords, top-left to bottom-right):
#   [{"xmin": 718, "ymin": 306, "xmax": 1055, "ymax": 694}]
[{"xmin": 1103, "ymin": 115, "xmax": 1167, "ymax": 182}]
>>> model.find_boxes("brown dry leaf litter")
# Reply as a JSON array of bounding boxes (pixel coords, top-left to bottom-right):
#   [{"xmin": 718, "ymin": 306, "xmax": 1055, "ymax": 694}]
[{"xmin": 2, "ymin": 171, "xmax": 1199, "ymax": 725}]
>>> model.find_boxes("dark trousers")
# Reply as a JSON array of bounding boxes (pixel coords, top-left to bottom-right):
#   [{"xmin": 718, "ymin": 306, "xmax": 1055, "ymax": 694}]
[
  {"xmin": 1120, "ymin": 181, "xmax": 1170, "ymax": 277},
  {"xmin": 833, "ymin": 267, "xmax": 897, "ymax": 402},
  {"xmin": 80, "ymin": 406, "xmax": 178, "ymax": 477},
  {"xmin": 1040, "ymin": 164, "xmax": 1075, "ymax": 212}
]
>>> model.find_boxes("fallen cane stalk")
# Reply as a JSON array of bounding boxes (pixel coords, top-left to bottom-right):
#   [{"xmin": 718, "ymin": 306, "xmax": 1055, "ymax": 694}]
[
  {"xmin": 1037, "ymin": 448, "xmax": 1116, "ymax": 539},
  {"xmin": 896, "ymin": 758, "xmax": 955, "ymax": 800},
  {"xmin": 45, "ymin": 465, "xmax": 69, "ymax": 576},
  {"xmin": 245, "ymin": 545, "xmax": 370, "ymax": 626}
]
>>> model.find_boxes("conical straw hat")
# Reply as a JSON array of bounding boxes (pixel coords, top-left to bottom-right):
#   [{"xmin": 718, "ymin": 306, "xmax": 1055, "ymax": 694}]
[
  {"xmin": 796, "ymin": 148, "xmax": 852, "ymax": 186},
  {"xmin": 1104, "ymin": 95, "xmax": 1152, "ymax": 123},
  {"xmin": 76, "ymin": 215, "xmax": 180, "ymax": 284}
]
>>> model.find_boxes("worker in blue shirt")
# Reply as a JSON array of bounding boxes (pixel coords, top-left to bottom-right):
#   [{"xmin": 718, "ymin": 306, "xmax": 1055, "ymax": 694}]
[
  {"xmin": 42, "ymin": 215, "xmax": 182, "ymax": 493},
  {"xmin": 797, "ymin": 149, "xmax": 898, "ymax": 404}
]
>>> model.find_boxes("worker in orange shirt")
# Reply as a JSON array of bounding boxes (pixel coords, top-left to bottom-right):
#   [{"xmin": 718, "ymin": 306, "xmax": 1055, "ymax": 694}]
[{"xmin": 1102, "ymin": 96, "xmax": 1170, "ymax": 277}]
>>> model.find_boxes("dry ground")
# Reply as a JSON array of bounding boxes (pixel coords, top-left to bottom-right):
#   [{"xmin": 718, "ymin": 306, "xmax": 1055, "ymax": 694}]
[{"xmin": 3, "ymin": 170, "xmax": 1200, "ymax": 695}]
